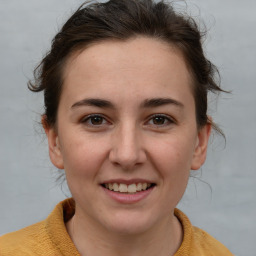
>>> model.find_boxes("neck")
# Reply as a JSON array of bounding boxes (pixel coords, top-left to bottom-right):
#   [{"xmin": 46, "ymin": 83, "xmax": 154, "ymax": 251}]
[{"xmin": 66, "ymin": 209, "xmax": 183, "ymax": 256}]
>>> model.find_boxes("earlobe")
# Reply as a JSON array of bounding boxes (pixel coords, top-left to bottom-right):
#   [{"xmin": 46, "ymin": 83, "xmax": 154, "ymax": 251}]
[
  {"xmin": 41, "ymin": 115, "xmax": 64, "ymax": 169},
  {"xmin": 191, "ymin": 122, "xmax": 212, "ymax": 170}
]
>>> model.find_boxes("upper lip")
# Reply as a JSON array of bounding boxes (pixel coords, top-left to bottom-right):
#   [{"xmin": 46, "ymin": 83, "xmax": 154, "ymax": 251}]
[{"xmin": 101, "ymin": 179, "xmax": 155, "ymax": 185}]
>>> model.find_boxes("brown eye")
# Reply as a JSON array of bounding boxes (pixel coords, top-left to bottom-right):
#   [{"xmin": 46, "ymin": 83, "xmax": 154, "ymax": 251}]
[
  {"xmin": 82, "ymin": 115, "xmax": 107, "ymax": 126},
  {"xmin": 90, "ymin": 116, "xmax": 104, "ymax": 125},
  {"xmin": 152, "ymin": 116, "xmax": 166, "ymax": 125},
  {"xmin": 147, "ymin": 114, "xmax": 174, "ymax": 127}
]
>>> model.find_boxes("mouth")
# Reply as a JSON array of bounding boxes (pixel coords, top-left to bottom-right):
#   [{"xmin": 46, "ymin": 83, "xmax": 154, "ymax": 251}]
[{"xmin": 101, "ymin": 182, "xmax": 156, "ymax": 194}]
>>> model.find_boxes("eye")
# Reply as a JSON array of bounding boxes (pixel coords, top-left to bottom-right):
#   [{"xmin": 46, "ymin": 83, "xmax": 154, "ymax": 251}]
[
  {"xmin": 147, "ymin": 114, "xmax": 174, "ymax": 127},
  {"xmin": 81, "ymin": 114, "xmax": 109, "ymax": 126}
]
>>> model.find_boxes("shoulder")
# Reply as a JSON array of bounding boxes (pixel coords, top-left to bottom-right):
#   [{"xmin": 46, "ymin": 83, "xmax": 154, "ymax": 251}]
[
  {"xmin": 0, "ymin": 220, "xmax": 58, "ymax": 256},
  {"xmin": 191, "ymin": 226, "xmax": 234, "ymax": 255},
  {"xmin": 0, "ymin": 199, "xmax": 77, "ymax": 256},
  {"xmin": 174, "ymin": 208, "xmax": 234, "ymax": 256}
]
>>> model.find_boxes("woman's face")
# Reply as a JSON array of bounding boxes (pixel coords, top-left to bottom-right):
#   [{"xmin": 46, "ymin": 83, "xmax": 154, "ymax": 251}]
[{"xmin": 46, "ymin": 37, "xmax": 211, "ymax": 234}]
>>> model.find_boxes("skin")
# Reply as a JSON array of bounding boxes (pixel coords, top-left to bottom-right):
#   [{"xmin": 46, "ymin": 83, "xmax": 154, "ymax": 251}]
[{"xmin": 44, "ymin": 37, "xmax": 211, "ymax": 256}]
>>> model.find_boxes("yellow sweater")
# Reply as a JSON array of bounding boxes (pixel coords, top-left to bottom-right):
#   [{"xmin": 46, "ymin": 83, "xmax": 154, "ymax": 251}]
[{"xmin": 0, "ymin": 199, "xmax": 233, "ymax": 256}]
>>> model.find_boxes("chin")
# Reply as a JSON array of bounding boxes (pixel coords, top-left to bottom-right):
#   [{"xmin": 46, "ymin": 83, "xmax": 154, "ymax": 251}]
[{"xmin": 103, "ymin": 211, "xmax": 158, "ymax": 235}]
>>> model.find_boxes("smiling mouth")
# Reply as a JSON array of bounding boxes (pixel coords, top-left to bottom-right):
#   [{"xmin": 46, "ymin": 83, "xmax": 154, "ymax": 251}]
[{"xmin": 101, "ymin": 183, "xmax": 155, "ymax": 194}]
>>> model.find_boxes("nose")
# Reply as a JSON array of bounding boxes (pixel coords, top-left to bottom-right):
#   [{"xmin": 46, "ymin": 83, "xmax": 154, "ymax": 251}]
[{"xmin": 109, "ymin": 123, "xmax": 147, "ymax": 170}]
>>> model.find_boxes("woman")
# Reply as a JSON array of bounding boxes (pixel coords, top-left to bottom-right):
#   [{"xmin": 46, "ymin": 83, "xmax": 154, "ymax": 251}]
[{"xmin": 0, "ymin": 0, "xmax": 233, "ymax": 255}]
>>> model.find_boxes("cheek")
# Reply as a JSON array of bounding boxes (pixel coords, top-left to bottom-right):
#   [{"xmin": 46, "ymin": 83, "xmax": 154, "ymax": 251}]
[
  {"xmin": 59, "ymin": 133, "xmax": 109, "ymax": 180},
  {"xmin": 147, "ymin": 138, "xmax": 193, "ymax": 210},
  {"xmin": 61, "ymin": 139, "xmax": 109, "ymax": 201},
  {"xmin": 150, "ymin": 135, "xmax": 196, "ymax": 174}
]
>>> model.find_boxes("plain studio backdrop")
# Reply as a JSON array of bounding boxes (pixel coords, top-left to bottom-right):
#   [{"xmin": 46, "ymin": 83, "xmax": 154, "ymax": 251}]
[{"xmin": 0, "ymin": 0, "xmax": 255, "ymax": 255}]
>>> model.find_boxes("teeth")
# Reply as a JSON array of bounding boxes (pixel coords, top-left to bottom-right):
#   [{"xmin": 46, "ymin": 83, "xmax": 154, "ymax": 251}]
[
  {"xmin": 104, "ymin": 182, "xmax": 153, "ymax": 193},
  {"xmin": 113, "ymin": 183, "xmax": 119, "ymax": 192},
  {"xmin": 119, "ymin": 184, "xmax": 128, "ymax": 193},
  {"xmin": 127, "ymin": 184, "xmax": 136, "ymax": 193},
  {"xmin": 137, "ymin": 183, "xmax": 142, "ymax": 191}
]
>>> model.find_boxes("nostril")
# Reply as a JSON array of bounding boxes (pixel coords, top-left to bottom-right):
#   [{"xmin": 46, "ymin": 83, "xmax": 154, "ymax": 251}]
[{"xmin": 109, "ymin": 146, "xmax": 147, "ymax": 169}]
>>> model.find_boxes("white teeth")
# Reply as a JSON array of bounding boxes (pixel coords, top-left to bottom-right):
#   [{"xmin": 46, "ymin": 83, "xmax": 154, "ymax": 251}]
[
  {"xmin": 113, "ymin": 183, "xmax": 119, "ymax": 192},
  {"xmin": 142, "ymin": 183, "xmax": 147, "ymax": 190},
  {"xmin": 137, "ymin": 183, "xmax": 142, "ymax": 191},
  {"xmin": 127, "ymin": 184, "xmax": 136, "ymax": 193},
  {"xmin": 104, "ymin": 182, "xmax": 153, "ymax": 193},
  {"xmin": 119, "ymin": 184, "xmax": 128, "ymax": 192}
]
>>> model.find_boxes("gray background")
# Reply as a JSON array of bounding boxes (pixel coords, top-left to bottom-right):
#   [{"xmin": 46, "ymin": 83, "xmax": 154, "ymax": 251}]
[{"xmin": 0, "ymin": 0, "xmax": 255, "ymax": 255}]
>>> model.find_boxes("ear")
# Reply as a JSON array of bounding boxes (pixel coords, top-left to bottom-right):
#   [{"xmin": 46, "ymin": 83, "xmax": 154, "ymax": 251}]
[
  {"xmin": 42, "ymin": 115, "xmax": 64, "ymax": 169},
  {"xmin": 191, "ymin": 120, "xmax": 212, "ymax": 170}
]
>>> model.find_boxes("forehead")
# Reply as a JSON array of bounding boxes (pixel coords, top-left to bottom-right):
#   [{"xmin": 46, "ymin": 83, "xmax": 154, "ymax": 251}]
[{"xmin": 61, "ymin": 37, "xmax": 194, "ymax": 106}]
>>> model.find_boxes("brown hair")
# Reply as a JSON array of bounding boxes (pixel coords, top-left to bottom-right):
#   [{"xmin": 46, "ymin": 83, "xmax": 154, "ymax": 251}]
[{"xmin": 28, "ymin": 0, "xmax": 225, "ymax": 133}]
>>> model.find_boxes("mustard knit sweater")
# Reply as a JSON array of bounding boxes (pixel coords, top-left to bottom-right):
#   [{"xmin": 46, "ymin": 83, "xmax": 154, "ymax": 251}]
[{"xmin": 0, "ymin": 199, "xmax": 233, "ymax": 256}]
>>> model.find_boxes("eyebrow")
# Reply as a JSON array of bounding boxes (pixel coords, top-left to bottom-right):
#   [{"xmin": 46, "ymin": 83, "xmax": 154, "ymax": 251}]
[
  {"xmin": 141, "ymin": 98, "xmax": 184, "ymax": 108},
  {"xmin": 71, "ymin": 98, "xmax": 115, "ymax": 109},
  {"xmin": 71, "ymin": 97, "xmax": 184, "ymax": 109}
]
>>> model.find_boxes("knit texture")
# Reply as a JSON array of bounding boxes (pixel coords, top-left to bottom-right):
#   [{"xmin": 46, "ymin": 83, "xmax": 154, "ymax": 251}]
[{"xmin": 0, "ymin": 199, "xmax": 233, "ymax": 256}]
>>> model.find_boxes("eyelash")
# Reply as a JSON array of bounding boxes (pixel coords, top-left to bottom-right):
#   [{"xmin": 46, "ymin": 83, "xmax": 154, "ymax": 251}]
[
  {"xmin": 146, "ymin": 114, "xmax": 175, "ymax": 127},
  {"xmin": 81, "ymin": 114, "xmax": 109, "ymax": 127},
  {"xmin": 80, "ymin": 114, "xmax": 175, "ymax": 128}
]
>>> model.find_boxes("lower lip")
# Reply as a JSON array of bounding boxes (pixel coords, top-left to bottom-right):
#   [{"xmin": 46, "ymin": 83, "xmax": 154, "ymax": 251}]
[{"xmin": 102, "ymin": 186, "xmax": 154, "ymax": 204}]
